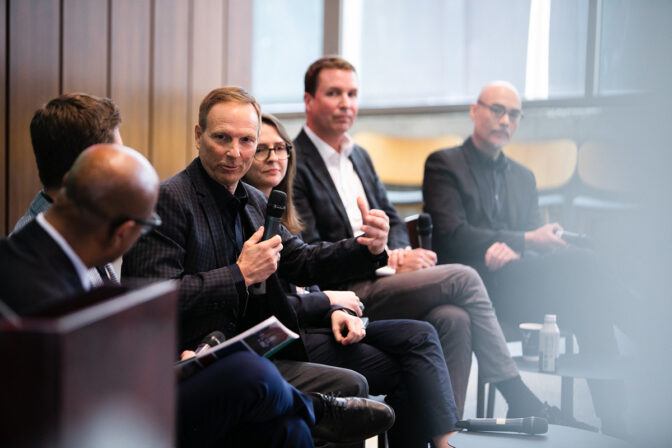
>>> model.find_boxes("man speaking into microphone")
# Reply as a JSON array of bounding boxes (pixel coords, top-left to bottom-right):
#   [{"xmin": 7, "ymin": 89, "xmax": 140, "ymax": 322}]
[{"xmin": 122, "ymin": 87, "xmax": 407, "ymax": 444}]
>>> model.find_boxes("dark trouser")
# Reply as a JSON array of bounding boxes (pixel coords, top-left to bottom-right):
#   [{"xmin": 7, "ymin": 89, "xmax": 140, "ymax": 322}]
[
  {"xmin": 481, "ymin": 247, "xmax": 626, "ymax": 423},
  {"xmin": 274, "ymin": 359, "xmax": 370, "ymax": 448},
  {"xmin": 346, "ymin": 264, "xmax": 519, "ymax": 418},
  {"xmin": 273, "ymin": 359, "xmax": 369, "ymax": 398},
  {"xmin": 177, "ymin": 350, "xmax": 314, "ymax": 448},
  {"xmin": 304, "ymin": 319, "xmax": 458, "ymax": 448}
]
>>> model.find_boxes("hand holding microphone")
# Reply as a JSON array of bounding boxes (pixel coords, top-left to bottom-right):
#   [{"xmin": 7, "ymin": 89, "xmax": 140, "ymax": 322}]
[{"xmin": 238, "ymin": 190, "xmax": 286, "ymax": 288}]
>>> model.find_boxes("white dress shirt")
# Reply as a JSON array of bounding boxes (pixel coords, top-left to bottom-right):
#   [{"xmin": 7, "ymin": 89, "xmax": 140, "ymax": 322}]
[
  {"xmin": 303, "ymin": 125, "xmax": 370, "ymax": 235},
  {"xmin": 36, "ymin": 213, "xmax": 92, "ymax": 291}
]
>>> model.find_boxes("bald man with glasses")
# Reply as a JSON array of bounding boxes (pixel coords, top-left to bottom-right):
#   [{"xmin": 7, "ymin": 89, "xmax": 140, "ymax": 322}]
[{"xmin": 423, "ymin": 81, "xmax": 628, "ymax": 439}]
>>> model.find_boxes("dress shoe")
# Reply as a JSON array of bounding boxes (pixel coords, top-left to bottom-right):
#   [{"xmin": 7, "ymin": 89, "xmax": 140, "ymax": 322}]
[{"xmin": 310, "ymin": 393, "xmax": 395, "ymax": 443}]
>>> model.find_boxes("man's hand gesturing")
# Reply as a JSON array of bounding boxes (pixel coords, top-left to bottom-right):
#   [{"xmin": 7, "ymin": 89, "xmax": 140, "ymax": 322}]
[
  {"xmin": 356, "ymin": 197, "xmax": 389, "ymax": 255},
  {"xmin": 237, "ymin": 227, "xmax": 283, "ymax": 287}
]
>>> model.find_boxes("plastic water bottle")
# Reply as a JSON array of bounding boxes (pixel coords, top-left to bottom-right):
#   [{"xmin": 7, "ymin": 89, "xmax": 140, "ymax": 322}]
[{"xmin": 539, "ymin": 314, "xmax": 560, "ymax": 373}]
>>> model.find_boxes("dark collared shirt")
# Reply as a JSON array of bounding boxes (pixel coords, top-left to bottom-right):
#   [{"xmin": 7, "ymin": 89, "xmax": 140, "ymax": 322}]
[
  {"xmin": 463, "ymin": 138, "xmax": 510, "ymax": 231},
  {"xmin": 197, "ymin": 158, "xmax": 249, "ymax": 300}
]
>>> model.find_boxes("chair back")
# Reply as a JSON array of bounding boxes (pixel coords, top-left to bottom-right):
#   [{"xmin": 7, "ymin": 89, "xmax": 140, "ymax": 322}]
[
  {"xmin": 352, "ymin": 132, "xmax": 463, "ymax": 186},
  {"xmin": 577, "ymin": 141, "xmax": 635, "ymax": 193},
  {"xmin": 503, "ymin": 139, "xmax": 578, "ymax": 190}
]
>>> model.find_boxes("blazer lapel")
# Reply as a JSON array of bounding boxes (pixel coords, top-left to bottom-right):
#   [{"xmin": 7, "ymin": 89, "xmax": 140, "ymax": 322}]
[
  {"xmin": 296, "ymin": 130, "xmax": 352, "ymax": 237},
  {"xmin": 463, "ymin": 146, "xmax": 497, "ymax": 227},
  {"xmin": 186, "ymin": 160, "xmax": 228, "ymax": 267},
  {"xmin": 503, "ymin": 159, "xmax": 524, "ymax": 229},
  {"xmin": 349, "ymin": 147, "xmax": 380, "ymax": 210}
]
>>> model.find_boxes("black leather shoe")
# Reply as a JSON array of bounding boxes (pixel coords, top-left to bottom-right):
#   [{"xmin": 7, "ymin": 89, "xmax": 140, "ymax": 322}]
[{"xmin": 310, "ymin": 393, "xmax": 395, "ymax": 443}]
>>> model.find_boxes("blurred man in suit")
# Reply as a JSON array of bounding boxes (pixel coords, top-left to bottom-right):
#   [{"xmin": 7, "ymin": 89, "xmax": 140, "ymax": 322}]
[
  {"xmin": 0, "ymin": 144, "xmax": 158, "ymax": 314},
  {"xmin": 423, "ymin": 81, "xmax": 626, "ymax": 437}
]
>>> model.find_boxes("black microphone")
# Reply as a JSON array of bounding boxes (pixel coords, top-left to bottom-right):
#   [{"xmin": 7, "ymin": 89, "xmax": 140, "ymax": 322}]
[
  {"xmin": 194, "ymin": 330, "xmax": 226, "ymax": 355},
  {"xmin": 559, "ymin": 230, "xmax": 593, "ymax": 248},
  {"xmin": 417, "ymin": 213, "xmax": 433, "ymax": 250},
  {"xmin": 262, "ymin": 190, "xmax": 287, "ymax": 241},
  {"xmin": 251, "ymin": 190, "xmax": 287, "ymax": 295},
  {"xmin": 456, "ymin": 417, "xmax": 548, "ymax": 435}
]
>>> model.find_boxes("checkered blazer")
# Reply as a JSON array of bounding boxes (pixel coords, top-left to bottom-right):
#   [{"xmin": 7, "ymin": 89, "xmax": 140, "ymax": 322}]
[{"xmin": 122, "ymin": 158, "xmax": 387, "ymax": 355}]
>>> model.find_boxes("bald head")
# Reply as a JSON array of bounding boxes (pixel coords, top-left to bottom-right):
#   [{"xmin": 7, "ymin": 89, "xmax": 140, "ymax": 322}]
[
  {"xmin": 471, "ymin": 81, "xmax": 522, "ymax": 158},
  {"xmin": 62, "ymin": 144, "xmax": 159, "ymax": 222}
]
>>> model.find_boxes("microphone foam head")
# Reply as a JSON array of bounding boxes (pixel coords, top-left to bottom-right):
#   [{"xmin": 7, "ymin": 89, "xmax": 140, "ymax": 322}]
[
  {"xmin": 523, "ymin": 417, "xmax": 548, "ymax": 435},
  {"xmin": 267, "ymin": 190, "xmax": 287, "ymax": 218},
  {"xmin": 418, "ymin": 213, "xmax": 433, "ymax": 233}
]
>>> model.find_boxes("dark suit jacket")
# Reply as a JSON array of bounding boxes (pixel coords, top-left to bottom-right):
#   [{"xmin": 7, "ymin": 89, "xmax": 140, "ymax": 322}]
[
  {"xmin": 122, "ymin": 158, "xmax": 387, "ymax": 356},
  {"xmin": 0, "ymin": 220, "xmax": 84, "ymax": 315},
  {"xmin": 293, "ymin": 129, "xmax": 410, "ymax": 249},
  {"xmin": 423, "ymin": 137, "xmax": 543, "ymax": 269}
]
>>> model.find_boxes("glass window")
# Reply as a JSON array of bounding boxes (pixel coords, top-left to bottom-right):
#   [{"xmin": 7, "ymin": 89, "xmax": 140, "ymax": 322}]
[
  {"xmin": 598, "ymin": 0, "xmax": 651, "ymax": 96},
  {"xmin": 252, "ymin": 0, "xmax": 323, "ymax": 105},
  {"xmin": 341, "ymin": 0, "xmax": 588, "ymax": 107}
]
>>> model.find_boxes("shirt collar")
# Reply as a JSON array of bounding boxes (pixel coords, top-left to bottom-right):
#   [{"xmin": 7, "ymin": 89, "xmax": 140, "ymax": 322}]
[
  {"xmin": 35, "ymin": 212, "xmax": 91, "ymax": 290},
  {"xmin": 303, "ymin": 124, "xmax": 355, "ymax": 161},
  {"xmin": 197, "ymin": 158, "xmax": 249, "ymax": 211},
  {"xmin": 465, "ymin": 136, "xmax": 508, "ymax": 171}
]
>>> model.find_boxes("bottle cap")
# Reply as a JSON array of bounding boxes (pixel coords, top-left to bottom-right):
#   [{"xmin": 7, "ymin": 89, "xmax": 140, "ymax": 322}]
[{"xmin": 543, "ymin": 314, "xmax": 557, "ymax": 323}]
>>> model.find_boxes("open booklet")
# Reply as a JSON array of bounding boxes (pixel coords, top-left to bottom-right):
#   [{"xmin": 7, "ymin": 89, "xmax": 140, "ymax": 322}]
[{"xmin": 176, "ymin": 316, "xmax": 299, "ymax": 381}]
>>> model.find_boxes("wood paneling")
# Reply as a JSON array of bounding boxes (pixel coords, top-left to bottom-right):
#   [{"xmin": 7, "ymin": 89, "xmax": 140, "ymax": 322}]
[
  {"xmin": 151, "ymin": 0, "xmax": 190, "ymax": 179},
  {"xmin": 8, "ymin": 0, "xmax": 60, "ymax": 230},
  {"xmin": 190, "ymin": 0, "xmax": 225, "ymax": 163},
  {"xmin": 1, "ymin": 0, "xmax": 7, "ymax": 235},
  {"xmin": 62, "ymin": 0, "xmax": 108, "ymax": 96},
  {"xmin": 110, "ymin": 0, "xmax": 151, "ymax": 156}
]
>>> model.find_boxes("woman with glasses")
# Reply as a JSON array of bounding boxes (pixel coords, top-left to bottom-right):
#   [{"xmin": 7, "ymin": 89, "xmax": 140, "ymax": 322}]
[{"xmin": 243, "ymin": 113, "xmax": 459, "ymax": 448}]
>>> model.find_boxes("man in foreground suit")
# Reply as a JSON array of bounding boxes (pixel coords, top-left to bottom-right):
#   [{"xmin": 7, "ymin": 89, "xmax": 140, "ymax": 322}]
[
  {"xmin": 13, "ymin": 92, "xmax": 124, "ymax": 284},
  {"xmin": 423, "ymin": 81, "xmax": 627, "ymax": 437},
  {"xmin": 0, "ymin": 144, "xmax": 158, "ymax": 314},
  {"xmin": 293, "ymin": 56, "xmax": 554, "ymax": 420}
]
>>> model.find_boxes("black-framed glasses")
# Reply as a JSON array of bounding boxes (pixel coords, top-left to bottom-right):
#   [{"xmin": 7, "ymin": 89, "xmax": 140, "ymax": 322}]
[
  {"xmin": 477, "ymin": 100, "xmax": 523, "ymax": 121},
  {"xmin": 112, "ymin": 211, "xmax": 162, "ymax": 235},
  {"xmin": 254, "ymin": 144, "xmax": 292, "ymax": 161},
  {"xmin": 131, "ymin": 211, "xmax": 163, "ymax": 235}
]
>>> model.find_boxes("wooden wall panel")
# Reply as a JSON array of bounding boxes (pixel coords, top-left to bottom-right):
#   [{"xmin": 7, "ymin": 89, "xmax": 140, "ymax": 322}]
[
  {"xmin": 62, "ymin": 0, "xmax": 108, "ymax": 96},
  {"xmin": 8, "ymin": 0, "xmax": 60, "ymax": 230},
  {"xmin": 189, "ymin": 0, "xmax": 225, "ymax": 163},
  {"xmin": 151, "ymin": 0, "xmax": 190, "ymax": 180},
  {"xmin": 110, "ymin": 0, "xmax": 151, "ymax": 156},
  {"xmin": 1, "ymin": 0, "xmax": 6, "ymax": 235}
]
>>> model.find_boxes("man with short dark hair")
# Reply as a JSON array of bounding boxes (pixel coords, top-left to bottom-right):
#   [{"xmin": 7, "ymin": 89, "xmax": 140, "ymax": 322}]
[
  {"xmin": 423, "ymin": 81, "xmax": 627, "ymax": 437},
  {"xmin": 293, "ymin": 56, "xmax": 554, "ymax": 421},
  {"xmin": 14, "ymin": 93, "xmax": 122, "ymax": 232}
]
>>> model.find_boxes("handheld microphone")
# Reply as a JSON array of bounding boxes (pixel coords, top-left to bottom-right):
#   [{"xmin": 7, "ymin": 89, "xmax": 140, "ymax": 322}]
[
  {"xmin": 194, "ymin": 330, "xmax": 227, "ymax": 355},
  {"xmin": 417, "ymin": 213, "xmax": 433, "ymax": 250},
  {"xmin": 559, "ymin": 230, "xmax": 593, "ymax": 248},
  {"xmin": 456, "ymin": 417, "xmax": 548, "ymax": 435},
  {"xmin": 262, "ymin": 190, "xmax": 287, "ymax": 241},
  {"xmin": 251, "ymin": 190, "xmax": 287, "ymax": 295}
]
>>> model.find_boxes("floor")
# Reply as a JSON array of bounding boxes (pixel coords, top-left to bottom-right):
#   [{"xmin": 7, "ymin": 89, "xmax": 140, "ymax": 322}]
[{"xmin": 364, "ymin": 334, "xmax": 636, "ymax": 447}]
